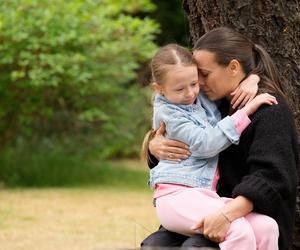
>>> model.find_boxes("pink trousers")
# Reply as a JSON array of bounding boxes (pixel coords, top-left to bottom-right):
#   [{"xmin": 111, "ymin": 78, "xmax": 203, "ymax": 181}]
[{"xmin": 155, "ymin": 188, "xmax": 279, "ymax": 250}]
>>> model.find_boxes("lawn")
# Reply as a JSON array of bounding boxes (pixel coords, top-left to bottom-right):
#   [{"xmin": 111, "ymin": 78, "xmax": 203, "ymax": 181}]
[{"xmin": 0, "ymin": 161, "xmax": 159, "ymax": 250}]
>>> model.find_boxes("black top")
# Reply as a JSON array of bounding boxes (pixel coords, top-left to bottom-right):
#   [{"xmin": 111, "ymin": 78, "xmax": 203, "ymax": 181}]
[{"xmin": 148, "ymin": 94, "xmax": 299, "ymax": 250}]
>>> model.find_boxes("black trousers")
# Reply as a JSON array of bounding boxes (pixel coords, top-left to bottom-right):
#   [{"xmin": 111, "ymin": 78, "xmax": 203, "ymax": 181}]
[{"xmin": 141, "ymin": 226, "xmax": 219, "ymax": 249}]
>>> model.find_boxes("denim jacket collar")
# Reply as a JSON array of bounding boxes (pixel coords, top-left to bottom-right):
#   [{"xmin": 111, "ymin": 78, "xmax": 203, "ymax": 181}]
[{"xmin": 154, "ymin": 94, "xmax": 202, "ymax": 112}]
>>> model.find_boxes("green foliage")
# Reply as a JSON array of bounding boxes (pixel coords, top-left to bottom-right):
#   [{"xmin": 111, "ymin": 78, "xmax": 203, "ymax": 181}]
[{"xmin": 0, "ymin": 0, "xmax": 158, "ymax": 158}]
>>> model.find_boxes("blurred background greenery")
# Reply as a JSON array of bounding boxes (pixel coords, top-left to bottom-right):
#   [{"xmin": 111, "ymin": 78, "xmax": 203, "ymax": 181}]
[{"xmin": 0, "ymin": 0, "xmax": 189, "ymax": 187}]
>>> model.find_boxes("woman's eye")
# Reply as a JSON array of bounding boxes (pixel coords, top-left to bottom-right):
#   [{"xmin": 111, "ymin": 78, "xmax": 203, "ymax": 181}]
[{"xmin": 176, "ymin": 89, "xmax": 184, "ymax": 92}]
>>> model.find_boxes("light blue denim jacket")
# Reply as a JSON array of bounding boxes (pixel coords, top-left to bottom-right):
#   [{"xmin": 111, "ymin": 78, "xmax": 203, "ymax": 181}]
[{"xmin": 149, "ymin": 93, "xmax": 241, "ymax": 190}]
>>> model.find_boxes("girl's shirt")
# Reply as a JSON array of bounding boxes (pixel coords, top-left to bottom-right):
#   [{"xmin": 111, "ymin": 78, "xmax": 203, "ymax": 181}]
[{"xmin": 149, "ymin": 93, "xmax": 250, "ymax": 191}]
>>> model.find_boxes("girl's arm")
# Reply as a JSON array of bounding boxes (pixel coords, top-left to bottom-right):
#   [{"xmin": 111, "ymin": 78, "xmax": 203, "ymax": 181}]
[
  {"xmin": 147, "ymin": 93, "xmax": 277, "ymax": 163},
  {"xmin": 161, "ymin": 108, "xmax": 245, "ymax": 159},
  {"xmin": 230, "ymin": 74, "xmax": 260, "ymax": 109},
  {"xmin": 159, "ymin": 93, "xmax": 276, "ymax": 159}
]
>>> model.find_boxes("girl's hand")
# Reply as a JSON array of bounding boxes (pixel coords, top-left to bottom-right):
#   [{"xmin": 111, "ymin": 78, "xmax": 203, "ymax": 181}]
[
  {"xmin": 241, "ymin": 93, "xmax": 278, "ymax": 116},
  {"xmin": 149, "ymin": 122, "xmax": 191, "ymax": 161},
  {"xmin": 191, "ymin": 210, "xmax": 231, "ymax": 243},
  {"xmin": 230, "ymin": 74, "xmax": 260, "ymax": 109}
]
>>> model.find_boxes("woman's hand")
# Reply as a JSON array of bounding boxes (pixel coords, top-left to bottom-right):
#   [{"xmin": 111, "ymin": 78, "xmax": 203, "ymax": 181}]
[
  {"xmin": 149, "ymin": 122, "xmax": 191, "ymax": 161},
  {"xmin": 230, "ymin": 74, "xmax": 260, "ymax": 109},
  {"xmin": 192, "ymin": 195, "xmax": 254, "ymax": 243},
  {"xmin": 191, "ymin": 210, "xmax": 231, "ymax": 243}
]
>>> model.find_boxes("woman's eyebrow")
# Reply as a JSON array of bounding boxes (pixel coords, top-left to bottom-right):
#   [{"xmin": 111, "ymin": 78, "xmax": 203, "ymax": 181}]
[{"xmin": 198, "ymin": 68, "xmax": 211, "ymax": 73}]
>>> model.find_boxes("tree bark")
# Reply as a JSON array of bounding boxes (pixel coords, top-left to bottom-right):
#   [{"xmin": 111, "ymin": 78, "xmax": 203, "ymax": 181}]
[{"xmin": 182, "ymin": 0, "xmax": 300, "ymax": 249}]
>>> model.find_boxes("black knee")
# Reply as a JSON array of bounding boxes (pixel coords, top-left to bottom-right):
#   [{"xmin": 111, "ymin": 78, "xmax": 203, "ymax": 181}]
[
  {"xmin": 141, "ymin": 226, "xmax": 187, "ymax": 247},
  {"xmin": 182, "ymin": 234, "xmax": 220, "ymax": 249}
]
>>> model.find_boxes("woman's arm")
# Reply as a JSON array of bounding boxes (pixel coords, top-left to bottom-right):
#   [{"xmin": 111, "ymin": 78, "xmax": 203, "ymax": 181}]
[
  {"xmin": 192, "ymin": 196, "xmax": 253, "ymax": 242},
  {"xmin": 193, "ymin": 95, "xmax": 298, "ymax": 243},
  {"xmin": 232, "ymin": 97, "xmax": 298, "ymax": 215},
  {"xmin": 147, "ymin": 122, "xmax": 191, "ymax": 167}
]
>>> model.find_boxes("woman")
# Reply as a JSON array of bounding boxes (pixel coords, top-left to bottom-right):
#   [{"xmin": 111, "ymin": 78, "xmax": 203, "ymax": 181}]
[{"xmin": 141, "ymin": 27, "xmax": 299, "ymax": 250}]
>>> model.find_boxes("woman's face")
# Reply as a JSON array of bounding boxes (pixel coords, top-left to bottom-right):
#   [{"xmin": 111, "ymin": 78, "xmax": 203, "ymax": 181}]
[{"xmin": 193, "ymin": 50, "xmax": 241, "ymax": 101}]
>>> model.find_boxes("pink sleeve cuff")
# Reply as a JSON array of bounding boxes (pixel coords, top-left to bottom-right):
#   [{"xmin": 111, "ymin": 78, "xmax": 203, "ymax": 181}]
[{"xmin": 230, "ymin": 110, "xmax": 251, "ymax": 135}]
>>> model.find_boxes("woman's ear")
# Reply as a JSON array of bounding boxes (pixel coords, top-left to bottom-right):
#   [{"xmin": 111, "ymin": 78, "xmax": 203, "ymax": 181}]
[
  {"xmin": 152, "ymin": 82, "xmax": 163, "ymax": 94},
  {"xmin": 228, "ymin": 59, "xmax": 241, "ymax": 76}
]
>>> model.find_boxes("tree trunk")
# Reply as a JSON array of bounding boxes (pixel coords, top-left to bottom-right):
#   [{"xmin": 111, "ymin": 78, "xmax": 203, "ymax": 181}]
[{"xmin": 182, "ymin": 0, "xmax": 300, "ymax": 249}]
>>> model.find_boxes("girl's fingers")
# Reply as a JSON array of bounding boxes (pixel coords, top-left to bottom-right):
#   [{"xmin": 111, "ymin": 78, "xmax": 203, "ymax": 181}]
[
  {"xmin": 230, "ymin": 88, "xmax": 242, "ymax": 105},
  {"xmin": 238, "ymin": 95, "xmax": 251, "ymax": 109},
  {"xmin": 232, "ymin": 92, "xmax": 246, "ymax": 109}
]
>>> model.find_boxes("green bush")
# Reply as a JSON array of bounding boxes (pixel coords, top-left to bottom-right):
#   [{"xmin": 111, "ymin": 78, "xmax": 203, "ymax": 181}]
[{"xmin": 0, "ymin": 0, "xmax": 158, "ymax": 157}]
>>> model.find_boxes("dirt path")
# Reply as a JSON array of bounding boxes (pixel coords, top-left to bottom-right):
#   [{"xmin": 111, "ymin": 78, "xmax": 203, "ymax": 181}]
[{"xmin": 0, "ymin": 188, "xmax": 158, "ymax": 250}]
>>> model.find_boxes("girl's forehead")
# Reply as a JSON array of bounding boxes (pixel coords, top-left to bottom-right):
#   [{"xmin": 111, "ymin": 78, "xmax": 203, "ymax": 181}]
[
  {"xmin": 165, "ymin": 65, "xmax": 198, "ymax": 84},
  {"xmin": 170, "ymin": 64, "xmax": 197, "ymax": 72}
]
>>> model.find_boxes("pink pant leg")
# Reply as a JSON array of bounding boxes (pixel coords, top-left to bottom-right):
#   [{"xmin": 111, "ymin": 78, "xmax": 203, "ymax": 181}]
[
  {"xmin": 245, "ymin": 212, "xmax": 279, "ymax": 250},
  {"xmin": 155, "ymin": 188, "xmax": 256, "ymax": 250},
  {"xmin": 219, "ymin": 217, "xmax": 256, "ymax": 250}
]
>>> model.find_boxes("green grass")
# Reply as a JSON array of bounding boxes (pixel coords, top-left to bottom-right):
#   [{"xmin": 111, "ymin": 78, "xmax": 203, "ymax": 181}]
[{"xmin": 0, "ymin": 143, "xmax": 149, "ymax": 188}]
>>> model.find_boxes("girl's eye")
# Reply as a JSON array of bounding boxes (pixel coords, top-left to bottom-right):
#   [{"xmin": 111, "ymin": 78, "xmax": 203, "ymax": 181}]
[
  {"xmin": 176, "ymin": 89, "xmax": 184, "ymax": 92},
  {"xmin": 191, "ymin": 82, "xmax": 197, "ymax": 86}
]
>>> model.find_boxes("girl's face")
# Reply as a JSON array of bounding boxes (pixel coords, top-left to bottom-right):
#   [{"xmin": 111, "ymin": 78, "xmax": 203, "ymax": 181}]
[
  {"xmin": 193, "ymin": 50, "xmax": 242, "ymax": 101},
  {"xmin": 160, "ymin": 64, "xmax": 200, "ymax": 105}
]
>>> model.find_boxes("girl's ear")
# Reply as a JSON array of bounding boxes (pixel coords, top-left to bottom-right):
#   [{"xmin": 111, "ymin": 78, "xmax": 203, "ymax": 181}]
[
  {"xmin": 228, "ymin": 59, "xmax": 241, "ymax": 76},
  {"xmin": 152, "ymin": 82, "xmax": 162, "ymax": 94}
]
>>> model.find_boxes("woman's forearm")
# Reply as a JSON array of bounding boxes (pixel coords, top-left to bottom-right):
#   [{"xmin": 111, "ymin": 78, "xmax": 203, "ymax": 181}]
[{"xmin": 220, "ymin": 195, "xmax": 253, "ymax": 222}]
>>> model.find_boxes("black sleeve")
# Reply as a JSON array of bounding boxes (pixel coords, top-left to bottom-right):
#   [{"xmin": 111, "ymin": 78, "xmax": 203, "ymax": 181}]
[
  {"xmin": 147, "ymin": 151, "xmax": 159, "ymax": 169},
  {"xmin": 232, "ymin": 99, "xmax": 299, "ymax": 216}
]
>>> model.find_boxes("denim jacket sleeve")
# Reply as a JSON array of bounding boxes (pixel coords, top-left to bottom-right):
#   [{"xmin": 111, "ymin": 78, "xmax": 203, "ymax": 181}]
[{"xmin": 157, "ymin": 106, "xmax": 242, "ymax": 159}]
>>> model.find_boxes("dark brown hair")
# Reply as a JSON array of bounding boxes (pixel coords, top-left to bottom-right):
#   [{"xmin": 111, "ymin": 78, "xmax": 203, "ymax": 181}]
[
  {"xmin": 193, "ymin": 27, "xmax": 287, "ymax": 98},
  {"xmin": 141, "ymin": 44, "xmax": 196, "ymax": 161}
]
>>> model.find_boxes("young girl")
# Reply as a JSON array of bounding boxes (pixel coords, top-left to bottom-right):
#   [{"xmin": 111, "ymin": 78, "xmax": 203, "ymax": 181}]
[{"xmin": 143, "ymin": 44, "xmax": 279, "ymax": 250}]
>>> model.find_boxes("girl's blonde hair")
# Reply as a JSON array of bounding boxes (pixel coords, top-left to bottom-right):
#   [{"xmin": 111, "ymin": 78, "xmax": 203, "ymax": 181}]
[
  {"xmin": 151, "ymin": 43, "xmax": 197, "ymax": 86},
  {"xmin": 141, "ymin": 44, "xmax": 196, "ymax": 161}
]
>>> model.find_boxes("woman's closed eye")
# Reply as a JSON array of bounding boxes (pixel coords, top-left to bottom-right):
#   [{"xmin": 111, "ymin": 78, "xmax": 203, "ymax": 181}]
[{"xmin": 198, "ymin": 69, "xmax": 210, "ymax": 78}]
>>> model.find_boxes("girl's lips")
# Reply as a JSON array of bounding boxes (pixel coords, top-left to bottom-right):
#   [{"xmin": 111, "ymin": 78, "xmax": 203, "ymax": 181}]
[{"xmin": 184, "ymin": 97, "xmax": 196, "ymax": 104}]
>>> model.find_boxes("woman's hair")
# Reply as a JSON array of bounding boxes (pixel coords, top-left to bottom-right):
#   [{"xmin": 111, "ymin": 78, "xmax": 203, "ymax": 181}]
[
  {"xmin": 141, "ymin": 44, "xmax": 196, "ymax": 161},
  {"xmin": 193, "ymin": 27, "xmax": 288, "ymax": 99},
  {"xmin": 150, "ymin": 43, "xmax": 196, "ymax": 85}
]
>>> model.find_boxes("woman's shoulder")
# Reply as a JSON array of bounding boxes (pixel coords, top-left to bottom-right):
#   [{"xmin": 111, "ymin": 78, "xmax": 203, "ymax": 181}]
[
  {"xmin": 253, "ymin": 93, "xmax": 292, "ymax": 117},
  {"xmin": 250, "ymin": 93, "xmax": 296, "ymax": 130}
]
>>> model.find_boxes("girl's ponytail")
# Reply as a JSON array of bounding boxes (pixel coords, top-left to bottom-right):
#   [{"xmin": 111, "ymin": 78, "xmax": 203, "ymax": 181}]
[{"xmin": 141, "ymin": 129, "xmax": 156, "ymax": 162}]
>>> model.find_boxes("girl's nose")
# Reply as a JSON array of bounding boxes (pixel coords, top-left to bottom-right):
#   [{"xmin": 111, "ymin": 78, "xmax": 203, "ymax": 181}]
[{"xmin": 186, "ymin": 88, "xmax": 194, "ymax": 96}]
